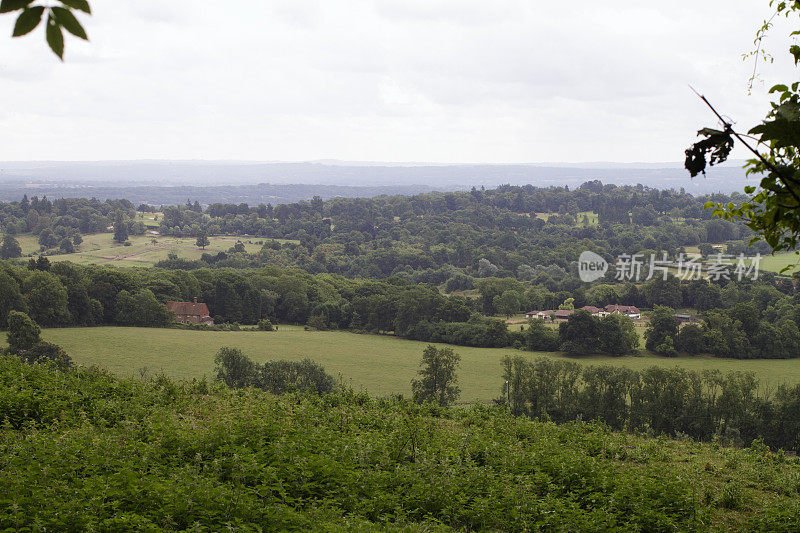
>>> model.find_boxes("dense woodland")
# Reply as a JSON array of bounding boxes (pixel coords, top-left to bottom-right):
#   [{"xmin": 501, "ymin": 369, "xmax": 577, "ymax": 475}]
[
  {"xmin": 0, "ymin": 182, "xmax": 799, "ymax": 359},
  {"xmin": 0, "ymin": 255, "xmax": 798, "ymax": 358},
  {"xmin": 0, "ymin": 183, "xmax": 772, "ymax": 277},
  {"xmin": 0, "ymin": 182, "xmax": 799, "ymax": 358}
]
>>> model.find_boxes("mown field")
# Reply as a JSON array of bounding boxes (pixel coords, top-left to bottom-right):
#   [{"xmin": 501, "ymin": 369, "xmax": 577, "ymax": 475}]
[
  {"xmin": 759, "ymin": 251, "xmax": 800, "ymax": 273},
  {"xmin": 7, "ymin": 326, "xmax": 800, "ymax": 403},
  {"xmin": 534, "ymin": 210, "xmax": 599, "ymax": 225},
  {"xmin": 16, "ymin": 232, "xmax": 293, "ymax": 267}
]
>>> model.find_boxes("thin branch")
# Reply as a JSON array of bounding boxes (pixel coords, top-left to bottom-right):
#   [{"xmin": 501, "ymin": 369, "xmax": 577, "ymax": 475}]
[
  {"xmin": 748, "ymin": 11, "xmax": 779, "ymax": 92},
  {"xmin": 690, "ymin": 86, "xmax": 800, "ymax": 205}
]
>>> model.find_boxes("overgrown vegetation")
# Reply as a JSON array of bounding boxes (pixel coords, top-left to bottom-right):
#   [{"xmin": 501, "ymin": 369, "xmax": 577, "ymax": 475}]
[
  {"xmin": 1, "ymin": 354, "xmax": 800, "ymax": 530},
  {"xmin": 3, "ymin": 310, "xmax": 70, "ymax": 369}
]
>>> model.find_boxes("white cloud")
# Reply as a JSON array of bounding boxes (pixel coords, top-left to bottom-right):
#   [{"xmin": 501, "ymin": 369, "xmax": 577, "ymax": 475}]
[{"xmin": 0, "ymin": 0, "xmax": 794, "ymax": 163}]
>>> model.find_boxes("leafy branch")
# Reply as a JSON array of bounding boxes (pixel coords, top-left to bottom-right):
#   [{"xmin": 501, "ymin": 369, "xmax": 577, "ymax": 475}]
[
  {"xmin": 1, "ymin": 0, "xmax": 91, "ymax": 60},
  {"xmin": 686, "ymin": 1, "xmax": 800, "ymax": 258}
]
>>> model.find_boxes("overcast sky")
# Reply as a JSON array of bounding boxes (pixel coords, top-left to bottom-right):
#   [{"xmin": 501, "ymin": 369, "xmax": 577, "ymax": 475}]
[{"xmin": 0, "ymin": 0, "xmax": 796, "ymax": 163}]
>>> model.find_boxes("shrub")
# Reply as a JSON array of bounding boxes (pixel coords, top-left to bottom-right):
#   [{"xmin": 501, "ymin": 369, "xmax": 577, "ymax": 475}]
[
  {"xmin": 213, "ymin": 347, "xmax": 256, "ymax": 388},
  {"xmin": 306, "ymin": 315, "xmax": 327, "ymax": 330},
  {"xmin": 18, "ymin": 341, "xmax": 72, "ymax": 369},
  {"xmin": 257, "ymin": 359, "xmax": 336, "ymax": 395},
  {"xmin": 257, "ymin": 318, "xmax": 274, "ymax": 331},
  {"xmin": 214, "ymin": 346, "xmax": 335, "ymax": 396},
  {"xmin": 6, "ymin": 310, "xmax": 40, "ymax": 353}
]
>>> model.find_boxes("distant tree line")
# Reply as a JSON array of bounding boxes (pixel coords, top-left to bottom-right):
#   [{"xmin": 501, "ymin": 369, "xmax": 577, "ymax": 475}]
[
  {"xmin": 129, "ymin": 183, "xmax": 770, "ymax": 280},
  {"xmin": 3, "ymin": 256, "xmax": 800, "ymax": 358},
  {"xmin": 0, "ymin": 196, "xmax": 142, "ymax": 256},
  {"xmin": 646, "ymin": 304, "xmax": 800, "ymax": 359}
]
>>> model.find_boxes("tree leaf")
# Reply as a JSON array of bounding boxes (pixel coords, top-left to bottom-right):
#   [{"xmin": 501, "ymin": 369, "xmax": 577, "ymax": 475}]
[
  {"xmin": 12, "ymin": 6, "xmax": 44, "ymax": 36},
  {"xmin": 51, "ymin": 6, "xmax": 87, "ymax": 40},
  {"xmin": 0, "ymin": 0, "xmax": 33, "ymax": 14},
  {"xmin": 791, "ymin": 45, "xmax": 800, "ymax": 66},
  {"xmin": 58, "ymin": 0, "xmax": 90, "ymax": 14},
  {"xmin": 46, "ymin": 14, "xmax": 64, "ymax": 59}
]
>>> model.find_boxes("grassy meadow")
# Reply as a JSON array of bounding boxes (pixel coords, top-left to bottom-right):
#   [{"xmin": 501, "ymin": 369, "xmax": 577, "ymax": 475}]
[
  {"xmin": 19, "ymin": 232, "xmax": 290, "ymax": 267},
  {"xmin": 758, "ymin": 251, "xmax": 800, "ymax": 273},
  {"xmin": 6, "ymin": 326, "xmax": 800, "ymax": 403},
  {"xmin": 534, "ymin": 210, "xmax": 598, "ymax": 225}
]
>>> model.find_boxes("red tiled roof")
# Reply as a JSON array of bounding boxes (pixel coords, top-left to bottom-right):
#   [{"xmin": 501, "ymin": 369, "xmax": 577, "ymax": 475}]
[
  {"xmin": 580, "ymin": 306, "xmax": 602, "ymax": 313},
  {"xmin": 554, "ymin": 309, "xmax": 575, "ymax": 317},
  {"xmin": 166, "ymin": 301, "xmax": 211, "ymax": 317}
]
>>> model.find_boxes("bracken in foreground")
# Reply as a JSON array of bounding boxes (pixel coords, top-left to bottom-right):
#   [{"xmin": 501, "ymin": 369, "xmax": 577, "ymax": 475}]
[{"xmin": 0, "ymin": 355, "xmax": 799, "ymax": 531}]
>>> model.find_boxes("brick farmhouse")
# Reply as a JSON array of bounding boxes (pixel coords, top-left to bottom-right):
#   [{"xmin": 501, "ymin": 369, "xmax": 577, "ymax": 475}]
[{"xmin": 165, "ymin": 298, "xmax": 214, "ymax": 325}]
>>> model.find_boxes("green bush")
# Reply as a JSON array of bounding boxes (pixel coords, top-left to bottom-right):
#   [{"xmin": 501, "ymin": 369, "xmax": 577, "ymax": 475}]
[{"xmin": 214, "ymin": 346, "xmax": 335, "ymax": 396}]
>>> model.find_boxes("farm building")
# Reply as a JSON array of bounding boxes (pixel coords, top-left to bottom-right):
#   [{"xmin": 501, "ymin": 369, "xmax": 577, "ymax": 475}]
[
  {"xmin": 525, "ymin": 310, "xmax": 553, "ymax": 320},
  {"xmin": 166, "ymin": 298, "xmax": 214, "ymax": 325},
  {"xmin": 579, "ymin": 305, "xmax": 607, "ymax": 316},
  {"xmin": 604, "ymin": 304, "xmax": 641, "ymax": 319}
]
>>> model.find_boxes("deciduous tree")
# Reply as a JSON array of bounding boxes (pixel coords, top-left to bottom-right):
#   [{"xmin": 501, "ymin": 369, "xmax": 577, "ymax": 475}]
[
  {"xmin": 0, "ymin": 234, "xmax": 22, "ymax": 259},
  {"xmin": 195, "ymin": 231, "xmax": 210, "ymax": 250},
  {"xmin": 412, "ymin": 345, "xmax": 461, "ymax": 406},
  {"xmin": 6, "ymin": 310, "xmax": 40, "ymax": 352}
]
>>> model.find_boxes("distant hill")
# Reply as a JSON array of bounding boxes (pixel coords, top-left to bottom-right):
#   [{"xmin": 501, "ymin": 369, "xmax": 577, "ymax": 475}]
[
  {"xmin": 0, "ymin": 159, "xmax": 751, "ymax": 204},
  {"xmin": 0, "ymin": 182, "xmax": 440, "ymax": 206}
]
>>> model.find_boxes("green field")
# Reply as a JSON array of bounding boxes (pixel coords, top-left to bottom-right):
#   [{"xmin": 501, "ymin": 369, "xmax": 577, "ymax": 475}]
[
  {"xmin": 135, "ymin": 211, "xmax": 161, "ymax": 228},
  {"xmin": 14, "ymin": 234, "xmax": 42, "ymax": 255},
  {"xmin": 20, "ymin": 232, "xmax": 284, "ymax": 267},
  {"xmin": 8, "ymin": 326, "xmax": 800, "ymax": 403},
  {"xmin": 758, "ymin": 251, "xmax": 800, "ymax": 273},
  {"xmin": 534, "ymin": 211, "xmax": 598, "ymax": 225}
]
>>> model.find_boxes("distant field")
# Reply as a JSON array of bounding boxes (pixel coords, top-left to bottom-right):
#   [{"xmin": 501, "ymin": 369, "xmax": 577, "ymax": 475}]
[
  {"xmin": 5, "ymin": 326, "xmax": 800, "ymax": 403},
  {"xmin": 17, "ymin": 231, "xmax": 298, "ymax": 267},
  {"xmin": 758, "ymin": 251, "xmax": 800, "ymax": 273},
  {"xmin": 135, "ymin": 211, "xmax": 161, "ymax": 228},
  {"xmin": 15, "ymin": 234, "xmax": 41, "ymax": 255},
  {"xmin": 534, "ymin": 211, "xmax": 598, "ymax": 225}
]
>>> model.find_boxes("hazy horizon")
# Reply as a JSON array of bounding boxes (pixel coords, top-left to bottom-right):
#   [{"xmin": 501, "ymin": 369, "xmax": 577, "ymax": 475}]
[
  {"xmin": 0, "ymin": 158, "xmax": 748, "ymax": 168},
  {"xmin": 0, "ymin": 159, "xmax": 751, "ymax": 198}
]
